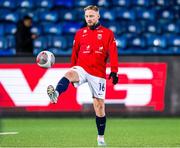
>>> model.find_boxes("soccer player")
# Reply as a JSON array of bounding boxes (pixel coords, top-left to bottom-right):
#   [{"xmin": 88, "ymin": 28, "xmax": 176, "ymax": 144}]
[{"xmin": 47, "ymin": 5, "xmax": 118, "ymax": 146}]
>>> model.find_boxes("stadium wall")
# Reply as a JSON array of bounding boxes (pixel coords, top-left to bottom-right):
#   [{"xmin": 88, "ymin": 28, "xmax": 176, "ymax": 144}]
[{"xmin": 0, "ymin": 56, "xmax": 180, "ymax": 117}]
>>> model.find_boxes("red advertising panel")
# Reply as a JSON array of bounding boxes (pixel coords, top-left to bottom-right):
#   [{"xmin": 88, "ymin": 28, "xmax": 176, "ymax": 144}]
[{"xmin": 0, "ymin": 63, "xmax": 167, "ymax": 112}]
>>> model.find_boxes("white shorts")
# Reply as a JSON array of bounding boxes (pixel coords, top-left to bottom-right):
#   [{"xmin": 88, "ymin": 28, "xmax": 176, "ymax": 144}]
[{"xmin": 71, "ymin": 66, "xmax": 106, "ymax": 99}]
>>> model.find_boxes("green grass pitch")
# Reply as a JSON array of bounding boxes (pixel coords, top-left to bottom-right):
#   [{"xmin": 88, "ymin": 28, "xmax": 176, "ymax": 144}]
[{"xmin": 1, "ymin": 118, "xmax": 180, "ymax": 147}]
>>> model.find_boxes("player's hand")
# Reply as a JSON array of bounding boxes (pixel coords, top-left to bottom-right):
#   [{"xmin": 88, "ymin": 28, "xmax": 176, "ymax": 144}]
[{"xmin": 108, "ymin": 72, "xmax": 118, "ymax": 85}]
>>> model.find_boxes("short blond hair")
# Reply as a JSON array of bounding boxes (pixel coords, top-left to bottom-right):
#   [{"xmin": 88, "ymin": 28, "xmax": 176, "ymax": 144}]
[{"xmin": 84, "ymin": 5, "xmax": 99, "ymax": 12}]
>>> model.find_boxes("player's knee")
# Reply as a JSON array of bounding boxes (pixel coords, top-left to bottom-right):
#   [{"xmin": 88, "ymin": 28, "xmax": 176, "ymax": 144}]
[
  {"xmin": 95, "ymin": 104, "xmax": 105, "ymax": 117},
  {"xmin": 65, "ymin": 71, "xmax": 75, "ymax": 81}
]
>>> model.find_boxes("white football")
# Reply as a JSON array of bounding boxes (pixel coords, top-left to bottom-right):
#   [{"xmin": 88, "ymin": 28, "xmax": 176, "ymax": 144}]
[{"xmin": 36, "ymin": 51, "xmax": 55, "ymax": 68}]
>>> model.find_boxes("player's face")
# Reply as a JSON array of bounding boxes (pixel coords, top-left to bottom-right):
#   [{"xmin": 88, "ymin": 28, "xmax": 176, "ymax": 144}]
[{"xmin": 84, "ymin": 10, "xmax": 100, "ymax": 27}]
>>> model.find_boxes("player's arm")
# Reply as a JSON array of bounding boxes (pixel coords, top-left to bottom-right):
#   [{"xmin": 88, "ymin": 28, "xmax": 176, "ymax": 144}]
[
  {"xmin": 71, "ymin": 32, "xmax": 80, "ymax": 66},
  {"xmin": 108, "ymin": 31, "xmax": 118, "ymax": 84}
]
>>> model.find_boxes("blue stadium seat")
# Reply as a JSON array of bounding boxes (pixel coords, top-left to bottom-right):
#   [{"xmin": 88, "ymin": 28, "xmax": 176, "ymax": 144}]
[
  {"xmin": 48, "ymin": 36, "xmax": 67, "ymax": 49},
  {"xmin": 116, "ymin": 8, "xmax": 136, "ymax": 21},
  {"xmin": 100, "ymin": 9, "xmax": 116, "ymax": 21},
  {"xmin": 126, "ymin": 22, "xmax": 143, "ymax": 35},
  {"xmin": 0, "ymin": 0, "xmax": 16, "ymax": 9},
  {"xmin": 17, "ymin": 0, "xmax": 34, "ymax": 9},
  {"xmin": 17, "ymin": 9, "xmax": 39, "ymax": 22},
  {"xmin": 0, "ymin": 37, "xmax": 8, "ymax": 49},
  {"xmin": 136, "ymin": 8, "xmax": 155, "ymax": 20},
  {"xmin": 132, "ymin": 0, "xmax": 152, "ymax": 7},
  {"xmin": 35, "ymin": 0, "xmax": 54, "ymax": 9},
  {"xmin": 54, "ymin": 0, "xmax": 74, "ymax": 8},
  {"xmin": 49, "ymin": 48, "xmax": 72, "ymax": 56},
  {"xmin": 31, "ymin": 25, "xmax": 43, "ymax": 35},
  {"xmin": 162, "ymin": 22, "xmax": 180, "ymax": 34},
  {"xmin": 63, "ymin": 22, "xmax": 82, "ymax": 34},
  {"xmin": 146, "ymin": 35, "xmax": 167, "ymax": 49},
  {"xmin": 116, "ymin": 36, "xmax": 127, "ymax": 49},
  {"xmin": 6, "ymin": 35, "xmax": 15, "ymax": 50},
  {"xmin": 128, "ymin": 36, "xmax": 146, "ymax": 49},
  {"xmin": 66, "ymin": 35, "xmax": 74, "ymax": 48},
  {"xmin": 43, "ymin": 23, "xmax": 62, "ymax": 35},
  {"xmin": 144, "ymin": 21, "xmax": 162, "ymax": 34},
  {"xmin": 157, "ymin": 9, "xmax": 175, "ymax": 20},
  {"xmin": 0, "ymin": 49, "xmax": 16, "ymax": 56},
  {"xmin": 97, "ymin": 0, "xmax": 111, "ymax": 7},
  {"xmin": 59, "ymin": 9, "xmax": 78, "ymax": 21},
  {"xmin": 106, "ymin": 22, "xmax": 124, "ymax": 35},
  {"xmin": 5, "ymin": 23, "xmax": 17, "ymax": 35},
  {"xmin": 39, "ymin": 11, "xmax": 58, "ymax": 22},
  {"xmin": 155, "ymin": 0, "xmax": 171, "ymax": 6},
  {"xmin": 0, "ymin": 25, "xmax": 4, "ymax": 36},
  {"xmin": 33, "ymin": 36, "xmax": 48, "ymax": 50},
  {"xmin": 167, "ymin": 35, "xmax": 180, "ymax": 54},
  {"xmin": 112, "ymin": 0, "xmax": 131, "ymax": 7},
  {"xmin": 0, "ymin": 11, "xmax": 19, "ymax": 23},
  {"xmin": 168, "ymin": 35, "xmax": 180, "ymax": 48},
  {"xmin": 74, "ymin": 0, "xmax": 94, "ymax": 7}
]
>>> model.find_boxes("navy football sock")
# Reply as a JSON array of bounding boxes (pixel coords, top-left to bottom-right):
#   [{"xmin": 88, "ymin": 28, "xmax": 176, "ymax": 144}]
[
  {"xmin": 55, "ymin": 77, "xmax": 70, "ymax": 95},
  {"xmin": 96, "ymin": 116, "xmax": 106, "ymax": 135}
]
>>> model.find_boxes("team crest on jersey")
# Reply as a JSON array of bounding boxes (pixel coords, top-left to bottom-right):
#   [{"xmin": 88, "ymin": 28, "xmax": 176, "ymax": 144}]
[
  {"xmin": 83, "ymin": 30, "xmax": 87, "ymax": 33},
  {"xmin": 97, "ymin": 34, "xmax": 102, "ymax": 40}
]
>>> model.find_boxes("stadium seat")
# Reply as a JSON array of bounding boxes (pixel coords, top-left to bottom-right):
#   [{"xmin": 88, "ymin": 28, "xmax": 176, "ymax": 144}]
[
  {"xmin": 144, "ymin": 21, "xmax": 162, "ymax": 34},
  {"xmin": 49, "ymin": 48, "xmax": 72, "ymax": 56},
  {"xmin": 146, "ymin": 35, "xmax": 167, "ymax": 49},
  {"xmin": 157, "ymin": 9, "xmax": 175, "ymax": 20},
  {"xmin": 5, "ymin": 23, "xmax": 17, "ymax": 35},
  {"xmin": 0, "ymin": 11, "xmax": 19, "ymax": 23},
  {"xmin": 155, "ymin": 0, "xmax": 171, "ymax": 6},
  {"xmin": 39, "ymin": 11, "xmax": 58, "ymax": 22},
  {"xmin": 0, "ymin": 25, "xmax": 4, "ymax": 36},
  {"xmin": 74, "ymin": 0, "xmax": 94, "ymax": 7},
  {"xmin": 132, "ymin": 0, "xmax": 152, "ymax": 7},
  {"xmin": 97, "ymin": 0, "xmax": 111, "ymax": 7},
  {"xmin": 162, "ymin": 22, "xmax": 180, "ymax": 34},
  {"xmin": 66, "ymin": 35, "xmax": 74, "ymax": 48},
  {"xmin": 167, "ymin": 35, "xmax": 180, "ymax": 48},
  {"xmin": 128, "ymin": 36, "xmax": 146, "ymax": 49},
  {"xmin": 35, "ymin": 0, "xmax": 54, "ymax": 9},
  {"xmin": 136, "ymin": 8, "xmax": 155, "ymax": 20},
  {"xmin": 106, "ymin": 22, "xmax": 125, "ymax": 35},
  {"xmin": 112, "ymin": 0, "xmax": 131, "ymax": 7},
  {"xmin": 33, "ymin": 36, "xmax": 48, "ymax": 50},
  {"xmin": 48, "ymin": 36, "xmax": 67, "ymax": 49},
  {"xmin": 59, "ymin": 9, "xmax": 78, "ymax": 21},
  {"xmin": 100, "ymin": 9, "xmax": 116, "ymax": 21},
  {"xmin": 115, "ymin": 8, "xmax": 136, "ymax": 21},
  {"xmin": 0, "ymin": 0, "xmax": 16, "ymax": 9},
  {"xmin": 116, "ymin": 36, "xmax": 127, "ymax": 50},
  {"xmin": 6, "ymin": 35, "xmax": 15, "ymax": 50},
  {"xmin": 0, "ymin": 37, "xmax": 8, "ymax": 49},
  {"xmin": 17, "ymin": 0, "xmax": 34, "ymax": 9},
  {"xmin": 0, "ymin": 49, "xmax": 16, "ymax": 56},
  {"xmin": 54, "ymin": 0, "xmax": 74, "ymax": 8},
  {"xmin": 126, "ymin": 22, "xmax": 143, "ymax": 35},
  {"xmin": 17, "ymin": 9, "xmax": 39, "ymax": 22},
  {"xmin": 31, "ymin": 25, "xmax": 43, "ymax": 36},
  {"xmin": 63, "ymin": 22, "xmax": 82, "ymax": 34},
  {"xmin": 43, "ymin": 23, "xmax": 62, "ymax": 35}
]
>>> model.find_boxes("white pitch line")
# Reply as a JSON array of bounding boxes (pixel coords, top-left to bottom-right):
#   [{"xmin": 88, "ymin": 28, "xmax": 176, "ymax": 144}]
[{"xmin": 0, "ymin": 132, "xmax": 18, "ymax": 135}]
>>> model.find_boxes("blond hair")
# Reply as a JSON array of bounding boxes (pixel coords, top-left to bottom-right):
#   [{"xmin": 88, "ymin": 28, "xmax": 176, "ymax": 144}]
[{"xmin": 84, "ymin": 5, "xmax": 99, "ymax": 13}]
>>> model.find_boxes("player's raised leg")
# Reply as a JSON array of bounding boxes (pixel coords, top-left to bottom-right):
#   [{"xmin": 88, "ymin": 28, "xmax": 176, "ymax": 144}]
[
  {"xmin": 93, "ymin": 98, "xmax": 107, "ymax": 146},
  {"xmin": 47, "ymin": 70, "xmax": 79, "ymax": 103}
]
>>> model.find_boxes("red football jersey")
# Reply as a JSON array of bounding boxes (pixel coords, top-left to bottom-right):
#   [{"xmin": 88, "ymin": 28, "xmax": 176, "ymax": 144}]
[{"xmin": 71, "ymin": 25, "xmax": 118, "ymax": 78}]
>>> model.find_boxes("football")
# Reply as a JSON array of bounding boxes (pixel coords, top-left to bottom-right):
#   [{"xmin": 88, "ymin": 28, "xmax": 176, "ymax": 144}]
[{"xmin": 36, "ymin": 51, "xmax": 55, "ymax": 68}]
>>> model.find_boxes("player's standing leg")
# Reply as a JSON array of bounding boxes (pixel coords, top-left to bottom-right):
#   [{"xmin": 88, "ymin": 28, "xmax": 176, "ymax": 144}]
[
  {"xmin": 47, "ymin": 70, "xmax": 79, "ymax": 103},
  {"xmin": 93, "ymin": 98, "xmax": 107, "ymax": 146}
]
